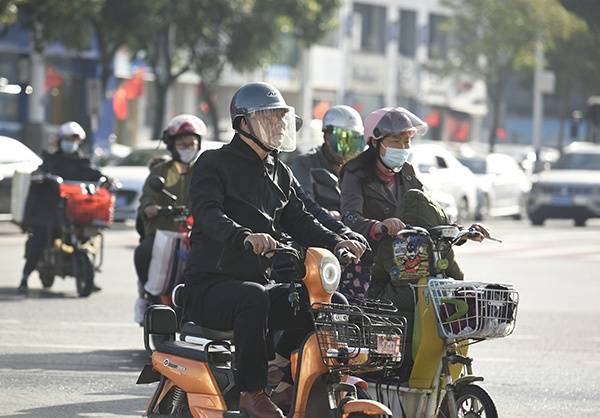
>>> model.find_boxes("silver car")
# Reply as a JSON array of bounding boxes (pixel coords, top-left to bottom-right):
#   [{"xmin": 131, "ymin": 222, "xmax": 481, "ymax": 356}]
[{"xmin": 527, "ymin": 142, "xmax": 600, "ymax": 227}]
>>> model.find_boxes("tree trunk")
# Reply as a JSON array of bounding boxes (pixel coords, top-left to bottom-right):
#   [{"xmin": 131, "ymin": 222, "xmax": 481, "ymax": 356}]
[
  {"xmin": 557, "ymin": 88, "xmax": 572, "ymax": 155},
  {"xmin": 200, "ymin": 81, "xmax": 220, "ymax": 142},
  {"xmin": 152, "ymin": 81, "xmax": 169, "ymax": 139}
]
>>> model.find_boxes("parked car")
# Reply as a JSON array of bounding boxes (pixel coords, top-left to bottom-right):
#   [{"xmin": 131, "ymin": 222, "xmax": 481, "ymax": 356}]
[
  {"xmin": 0, "ymin": 136, "xmax": 42, "ymax": 220},
  {"xmin": 458, "ymin": 153, "xmax": 531, "ymax": 220},
  {"xmin": 409, "ymin": 142, "xmax": 479, "ymax": 222},
  {"xmin": 527, "ymin": 142, "xmax": 600, "ymax": 227},
  {"xmin": 101, "ymin": 140, "xmax": 225, "ymax": 222}
]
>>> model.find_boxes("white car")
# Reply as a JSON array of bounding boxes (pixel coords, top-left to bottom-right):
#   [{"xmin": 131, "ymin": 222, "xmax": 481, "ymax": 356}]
[
  {"xmin": 458, "ymin": 153, "xmax": 531, "ymax": 220},
  {"xmin": 0, "ymin": 136, "xmax": 42, "ymax": 220},
  {"xmin": 410, "ymin": 143, "xmax": 478, "ymax": 222},
  {"xmin": 527, "ymin": 142, "xmax": 600, "ymax": 227},
  {"xmin": 102, "ymin": 140, "xmax": 226, "ymax": 221}
]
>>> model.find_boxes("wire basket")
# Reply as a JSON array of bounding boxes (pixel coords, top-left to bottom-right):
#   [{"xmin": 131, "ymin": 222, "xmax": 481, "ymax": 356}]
[
  {"xmin": 310, "ymin": 302, "xmax": 406, "ymax": 372},
  {"xmin": 427, "ymin": 279, "xmax": 519, "ymax": 341}
]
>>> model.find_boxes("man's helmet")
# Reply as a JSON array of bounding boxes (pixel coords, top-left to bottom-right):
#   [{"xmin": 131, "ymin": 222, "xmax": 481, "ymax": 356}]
[
  {"xmin": 230, "ymin": 82, "xmax": 301, "ymax": 152},
  {"xmin": 364, "ymin": 107, "xmax": 427, "ymax": 143},
  {"xmin": 162, "ymin": 114, "xmax": 207, "ymax": 150},
  {"xmin": 322, "ymin": 105, "xmax": 365, "ymax": 160},
  {"xmin": 58, "ymin": 121, "xmax": 86, "ymax": 140}
]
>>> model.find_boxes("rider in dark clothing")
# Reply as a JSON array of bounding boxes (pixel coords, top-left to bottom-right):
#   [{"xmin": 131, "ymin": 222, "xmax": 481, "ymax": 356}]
[
  {"xmin": 18, "ymin": 122, "xmax": 103, "ymax": 294},
  {"xmin": 289, "ymin": 105, "xmax": 365, "ymax": 215},
  {"xmin": 182, "ymin": 82, "xmax": 365, "ymax": 418}
]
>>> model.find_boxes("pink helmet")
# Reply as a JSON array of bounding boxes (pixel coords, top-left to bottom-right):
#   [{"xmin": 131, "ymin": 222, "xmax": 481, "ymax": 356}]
[
  {"xmin": 364, "ymin": 107, "xmax": 428, "ymax": 143},
  {"xmin": 162, "ymin": 114, "xmax": 208, "ymax": 143}
]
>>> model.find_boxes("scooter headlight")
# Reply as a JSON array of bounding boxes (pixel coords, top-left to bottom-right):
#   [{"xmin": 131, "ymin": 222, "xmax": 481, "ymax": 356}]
[{"xmin": 320, "ymin": 255, "xmax": 341, "ymax": 294}]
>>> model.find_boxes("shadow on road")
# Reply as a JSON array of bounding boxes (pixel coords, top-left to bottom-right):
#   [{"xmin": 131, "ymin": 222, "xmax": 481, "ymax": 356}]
[
  {"xmin": 0, "ymin": 349, "xmax": 149, "ymax": 373},
  {"xmin": 0, "ymin": 286, "xmax": 78, "ymax": 302},
  {"xmin": 2, "ymin": 395, "xmax": 148, "ymax": 417}
]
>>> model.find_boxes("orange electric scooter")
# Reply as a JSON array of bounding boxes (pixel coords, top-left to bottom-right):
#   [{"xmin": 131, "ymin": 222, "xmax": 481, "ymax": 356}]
[{"xmin": 136, "ymin": 244, "xmax": 406, "ymax": 417}]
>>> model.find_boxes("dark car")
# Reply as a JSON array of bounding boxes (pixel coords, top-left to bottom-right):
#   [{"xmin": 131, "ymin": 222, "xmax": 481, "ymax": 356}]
[{"xmin": 527, "ymin": 142, "xmax": 600, "ymax": 227}]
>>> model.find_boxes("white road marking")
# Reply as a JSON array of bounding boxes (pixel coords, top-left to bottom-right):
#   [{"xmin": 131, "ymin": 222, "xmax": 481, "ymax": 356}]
[
  {"xmin": 0, "ymin": 368, "xmax": 142, "ymax": 377},
  {"xmin": 0, "ymin": 342, "xmax": 137, "ymax": 350}
]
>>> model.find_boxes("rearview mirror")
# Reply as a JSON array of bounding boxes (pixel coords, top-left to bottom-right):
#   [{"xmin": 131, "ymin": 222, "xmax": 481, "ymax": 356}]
[{"xmin": 148, "ymin": 176, "xmax": 165, "ymax": 193}]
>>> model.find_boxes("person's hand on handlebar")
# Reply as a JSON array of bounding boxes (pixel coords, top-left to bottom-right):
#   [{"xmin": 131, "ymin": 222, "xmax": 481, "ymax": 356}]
[
  {"xmin": 334, "ymin": 239, "xmax": 367, "ymax": 263},
  {"xmin": 374, "ymin": 217, "xmax": 406, "ymax": 237},
  {"xmin": 465, "ymin": 223, "xmax": 490, "ymax": 242},
  {"xmin": 144, "ymin": 205, "xmax": 161, "ymax": 219},
  {"xmin": 244, "ymin": 233, "xmax": 278, "ymax": 255}
]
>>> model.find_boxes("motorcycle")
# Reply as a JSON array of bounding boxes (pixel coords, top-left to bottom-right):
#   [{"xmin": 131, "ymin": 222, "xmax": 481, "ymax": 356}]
[
  {"xmin": 33, "ymin": 173, "xmax": 116, "ymax": 297},
  {"xmin": 368, "ymin": 225, "xmax": 519, "ymax": 418},
  {"xmin": 136, "ymin": 242, "xmax": 407, "ymax": 417}
]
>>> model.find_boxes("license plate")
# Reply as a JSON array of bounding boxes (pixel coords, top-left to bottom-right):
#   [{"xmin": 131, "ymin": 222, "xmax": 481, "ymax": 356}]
[
  {"xmin": 376, "ymin": 334, "xmax": 401, "ymax": 356},
  {"xmin": 551, "ymin": 195, "xmax": 573, "ymax": 206}
]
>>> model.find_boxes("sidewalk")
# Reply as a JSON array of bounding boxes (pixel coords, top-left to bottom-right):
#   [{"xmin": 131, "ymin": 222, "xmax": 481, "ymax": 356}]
[{"xmin": 0, "ymin": 221, "xmax": 23, "ymax": 235}]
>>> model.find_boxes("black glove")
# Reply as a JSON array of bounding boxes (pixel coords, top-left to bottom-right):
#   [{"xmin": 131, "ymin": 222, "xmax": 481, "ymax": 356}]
[{"xmin": 339, "ymin": 228, "xmax": 369, "ymax": 248}]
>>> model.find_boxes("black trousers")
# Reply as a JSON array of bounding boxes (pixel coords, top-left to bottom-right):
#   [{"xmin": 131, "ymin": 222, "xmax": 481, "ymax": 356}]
[
  {"xmin": 134, "ymin": 235, "xmax": 155, "ymax": 297},
  {"xmin": 22, "ymin": 226, "xmax": 54, "ymax": 278},
  {"xmin": 184, "ymin": 279, "xmax": 314, "ymax": 392}
]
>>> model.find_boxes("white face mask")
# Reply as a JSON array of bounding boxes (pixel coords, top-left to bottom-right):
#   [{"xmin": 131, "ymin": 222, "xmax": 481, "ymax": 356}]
[
  {"xmin": 381, "ymin": 145, "xmax": 410, "ymax": 172},
  {"xmin": 60, "ymin": 140, "xmax": 79, "ymax": 154},
  {"xmin": 176, "ymin": 147, "xmax": 199, "ymax": 164}
]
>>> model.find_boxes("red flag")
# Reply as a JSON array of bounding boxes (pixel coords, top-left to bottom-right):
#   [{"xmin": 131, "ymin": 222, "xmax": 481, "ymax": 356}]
[
  {"xmin": 112, "ymin": 86, "xmax": 128, "ymax": 120},
  {"xmin": 124, "ymin": 69, "xmax": 145, "ymax": 100}
]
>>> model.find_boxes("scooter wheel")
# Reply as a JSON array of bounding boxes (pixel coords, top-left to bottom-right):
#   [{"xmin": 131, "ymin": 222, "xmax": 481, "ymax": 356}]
[
  {"xmin": 39, "ymin": 270, "xmax": 55, "ymax": 288},
  {"xmin": 74, "ymin": 250, "xmax": 94, "ymax": 297},
  {"xmin": 440, "ymin": 384, "xmax": 497, "ymax": 418}
]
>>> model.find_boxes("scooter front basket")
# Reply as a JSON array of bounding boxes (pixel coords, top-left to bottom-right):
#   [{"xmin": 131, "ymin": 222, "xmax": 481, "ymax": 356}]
[
  {"xmin": 427, "ymin": 279, "xmax": 519, "ymax": 341},
  {"xmin": 310, "ymin": 302, "xmax": 406, "ymax": 372}
]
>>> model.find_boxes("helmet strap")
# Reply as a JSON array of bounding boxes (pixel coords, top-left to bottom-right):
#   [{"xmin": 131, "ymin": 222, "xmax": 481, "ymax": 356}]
[{"xmin": 236, "ymin": 118, "xmax": 274, "ymax": 154}]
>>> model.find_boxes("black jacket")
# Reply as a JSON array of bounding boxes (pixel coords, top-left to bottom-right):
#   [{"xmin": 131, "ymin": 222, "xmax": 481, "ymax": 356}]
[
  {"xmin": 340, "ymin": 146, "xmax": 423, "ymax": 244},
  {"xmin": 289, "ymin": 146, "xmax": 341, "ymax": 211},
  {"xmin": 183, "ymin": 136, "xmax": 343, "ymax": 285},
  {"xmin": 23, "ymin": 150, "xmax": 103, "ymax": 228}
]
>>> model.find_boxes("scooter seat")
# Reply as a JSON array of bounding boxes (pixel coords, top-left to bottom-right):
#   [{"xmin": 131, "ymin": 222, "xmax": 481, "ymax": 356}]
[
  {"xmin": 155, "ymin": 340, "xmax": 232, "ymax": 363},
  {"xmin": 181, "ymin": 322, "xmax": 234, "ymax": 341}
]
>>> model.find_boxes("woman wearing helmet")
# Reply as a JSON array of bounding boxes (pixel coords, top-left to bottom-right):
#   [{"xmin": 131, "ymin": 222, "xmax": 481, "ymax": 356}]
[
  {"xmin": 181, "ymin": 82, "xmax": 366, "ymax": 418},
  {"xmin": 133, "ymin": 114, "xmax": 207, "ymax": 323},
  {"xmin": 18, "ymin": 121, "xmax": 105, "ymax": 294}
]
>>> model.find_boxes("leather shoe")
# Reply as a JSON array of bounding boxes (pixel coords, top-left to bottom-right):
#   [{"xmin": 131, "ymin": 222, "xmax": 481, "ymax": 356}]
[
  {"xmin": 269, "ymin": 386, "xmax": 293, "ymax": 412},
  {"xmin": 239, "ymin": 390, "xmax": 284, "ymax": 418},
  {"xmin": 17, "ymin": 279, "xmax": 29, "ymax": 295}
]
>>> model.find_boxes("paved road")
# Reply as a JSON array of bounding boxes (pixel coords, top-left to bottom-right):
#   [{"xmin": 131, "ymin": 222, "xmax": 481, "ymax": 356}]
[{"xmin": 0, "ymin": 219, "xmax": 599, "ymax": 417}]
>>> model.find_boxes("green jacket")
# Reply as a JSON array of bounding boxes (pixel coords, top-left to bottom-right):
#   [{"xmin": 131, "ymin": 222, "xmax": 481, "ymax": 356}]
[
  {"xmin": 138, "ymin": 160, "xmax": 192, "ymax": 237},
  {"xmin": 369, "ymin": 189, "xmax": 464, "ymax": 298}
]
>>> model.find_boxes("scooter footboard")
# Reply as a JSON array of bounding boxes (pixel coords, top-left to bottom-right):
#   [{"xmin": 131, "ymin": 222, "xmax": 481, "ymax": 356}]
[
  {"xmin": 342, "ymin": 399, "xmax": 392, "ymax": 417},
  {"xmin": 367, "ymin": 386, "xmax": 436, "ymax": 418}
]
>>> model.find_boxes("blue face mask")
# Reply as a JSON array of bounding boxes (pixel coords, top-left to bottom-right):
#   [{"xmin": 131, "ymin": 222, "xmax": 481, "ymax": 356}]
[
  {"xmin": 60, "ymin": 140, "xmax": 79, "ymax": 154},
  {"xmin": 381, "ymin": 145, "xmax": 410, "ymax": 172}
]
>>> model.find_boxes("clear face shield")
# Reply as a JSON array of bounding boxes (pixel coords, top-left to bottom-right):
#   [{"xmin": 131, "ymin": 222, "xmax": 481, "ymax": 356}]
[{"xmin": 246, "ymin": 107, "xmax": 297, "ymax": 152}]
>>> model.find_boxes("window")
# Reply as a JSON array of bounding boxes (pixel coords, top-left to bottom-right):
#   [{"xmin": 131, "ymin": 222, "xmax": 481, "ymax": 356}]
[
  {"xmin": 428, "ymin": 14, "xmax": 448, "ymax": 59},
  {"xmin": 353, "ymin": 3, "xmax": 387, "ymax": 54},
  {"xmin": 398, "ymin": 9, "xmax": 417, "ymax": 57},
  {"xmin": 436, "ymin": 155, "xmax": 448, "ymax": 169}
]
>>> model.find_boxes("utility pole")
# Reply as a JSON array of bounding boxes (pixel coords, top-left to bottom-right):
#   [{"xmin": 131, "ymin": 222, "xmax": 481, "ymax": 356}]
[{"xmin": 532, "ymin": 40, "xmax": 544, "ymax": 161}]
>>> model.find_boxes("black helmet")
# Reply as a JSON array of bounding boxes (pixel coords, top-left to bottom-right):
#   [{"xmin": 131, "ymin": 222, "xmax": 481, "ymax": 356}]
[{"xmin": 230, "ymin": 82, "xmax": 303, "ymax": 131}]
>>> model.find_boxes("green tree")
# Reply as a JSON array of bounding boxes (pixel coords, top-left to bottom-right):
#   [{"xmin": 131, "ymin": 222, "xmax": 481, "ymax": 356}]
[
  {"xmin": 441, "ymin": 0, "xmax": 578, "ymax": 152},
  {"xmin": 135, "ymin": 0, "xmax": 341, "ymax": 139}
]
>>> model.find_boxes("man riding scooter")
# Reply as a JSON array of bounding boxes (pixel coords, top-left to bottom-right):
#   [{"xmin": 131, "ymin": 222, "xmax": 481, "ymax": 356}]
[
  {"xmin": 134, "ymin": 114, "xmax": 207, "ymax": 324},
  {"xmin": 181, "ymin": 82, "xmax": 366, "ymax": 418},
  {"xmin": 18, "ymin": 121, "xmax": 105, "ymax": 295}
]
